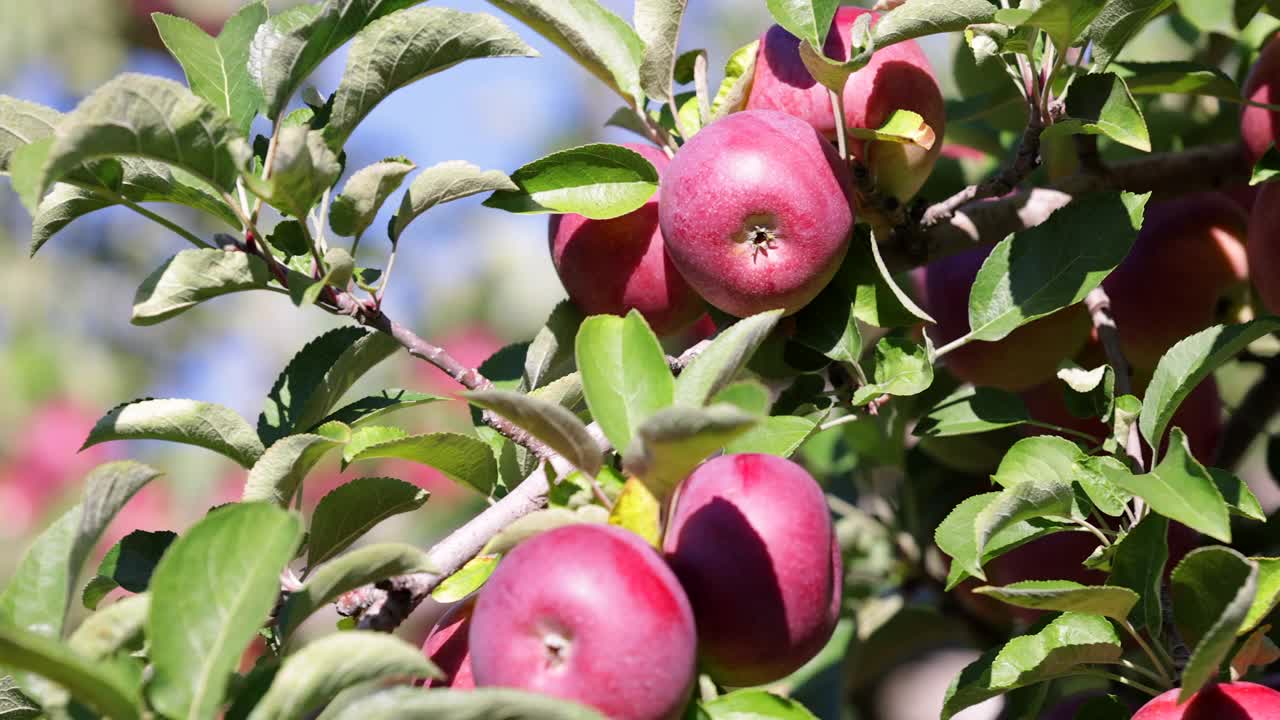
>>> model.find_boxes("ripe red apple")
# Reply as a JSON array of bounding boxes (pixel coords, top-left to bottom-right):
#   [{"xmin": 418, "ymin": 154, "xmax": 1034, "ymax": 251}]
[
  {"xmin": 469, "ymin": 523, "xmax": 696, "ymax": 720},
  {"xmin": 549, "ymin": 144, "xmax": 705, "ymax": 335},
  {"xmin": 1102, "ymin": 193, "xmax": 1248, "ymax": 371},
  {"xmin": 1134, "ymin": 682, "xmax": 1280, "ymax": 719},
  {"xmin": 918, "ymin": 245, "xmax": 1092, "ymax": 392},
  {"xmin": 746, "ymin": 6, "xmax": 946, "ymax": 201},
  {"xmin": 663, "ymin": 453, "xmax": 841, "ymax": 686},
  {"xmin": 421, "ymin": 597, "xmax": 476, "ymax": 689},
  {"xmin": 659, "ymin": 109, "xmax": 854, "ymax": 318},
  {"xmin": 1242, "ymin": 37, "xmax": 1280, "ymax": 164},
  {"xmin": 1247, "ymin": 182, "xmax": 1280, "ymax": 315}
]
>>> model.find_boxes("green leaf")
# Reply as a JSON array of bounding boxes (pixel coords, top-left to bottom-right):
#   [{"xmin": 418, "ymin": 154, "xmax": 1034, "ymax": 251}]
[
  {"xmin": 307, "ymin": 477, "xmax": 429, "ymax": 567},
  {"xmin": 259, "ymin": 326, "xmax": 401, "ymax": 447},
  {"xmin": 1107, "ymin": 514, "xmax": 1169, "ymax": 635},
  {"xmin": 249, "ymin": 632, "xmax": 437, "ymax": 720},
  {"xmin": 1104, "ymin": 429, "xmax": 1232, "ymax": 542},
  {"xmin": 990, "ymin": 436, "xmax": 1088, "ymax": 490},
  {"xmin": 242, "ymin": 428, "xmax": 350, "ymax": 505},
  {"xmin": 793, "ymin": 282, "xmax": 862, "ymax": 365},
  {"xmin": 701, "ymin": 688, "xmax": 819, "ymax": 719},
  {"xmin": 636, "ymin": 0, "xmax": 689, "ymax": 105},
  {"xmin": 675, "ymin": 310, "xmax": 783, "ymax": 407},
  {"xmin": 345, "ymin": 432, "xmax": 500, "ymax": 497},
  {"xmin": 1113, "ymin": 61, "xmax": 1241, "ymax": 99},
  {"xmin": 251, "ymin": 0, "xmax": 421, "ymax": 120},
  {"xmin": 1041, "ymin": 73, "xmax": 1150, "ymax": 152},
  {"xmin": 524, "ymin": 301, "xmax": 585, "ymax": 390},
  {"xmin": 974, "ymin": 581, "xmax": 1138, "ymax": 621},
  {"xmin": 941, "ymin": 613, "xmax": 1122, "ymax": 719},
  {"xmin": 147, "ymin": 503, "xmax": 303, "ymax": 720},
  {"xmin": 1077, "ymin": 457, "xmax": 1133, "ymax": 518},
  {"xmin": 915, "ymin": 386, "xmax": 1031, "ymax": 438},
  {"xmin": 1171, "ymin": 546, "xmax": 1258, "ymax": 700},
  {"xmin": 0, "ymin": 508, "xmax": 79, "ymax": 638},
  {"xmin": 325, "ymin": 7, "xmax": 536, "ymax": 147},
  {"xmin": 798, "ymin": 39, "xmax": 867, "ymax": 95},
  {"xmin": 710, "ymin": 39, "xmax": 758, "ymax": 120},
  {"xmin": 318, "ymin": 686, "xmax": 607, "ymax": 720},
  {"xmin": 608, "ymin": 476, "xmax": 662, "ymax": 547},
  {"xmin": 430, "ymin": 554, "xmax": 499, "ymax": 603},
  {"xmin": 1209, "ymin": 468, "xmax": 1266, "ymax": 521},
  {"xmin": 851, "ymin": 336, "xmax": 934, "ymax": 404},
  {"xmin": 153, "ymin": 3, "xmax": 268, "ymax": 134},
  {"xmin": 390, "ymin": 160, "xmax": 516, "ymax": 242},
  {"xmin": 724, "ymin": 415, "xmax": 818, "ymax": 458},
  {"xmin": 66, "ymin": 461, "xmax": 164, "ymax": 613},
  {"xmin": 0, "ymin": 96, "xmax": 59, "ymax": 172},
  {"xmin": 1082, "ymin": 0, "xmax": 1176, "ymax": 71},
  {"xmin": 242, "ymin": 126, "xmax": 340, "ymax": 218},
  {"xmin": 321, "ymin": 389, "xmax": 444, "ymax": 428},
  {"xmin": 936, "ymin": 492, "xmax": 1071, "ymax": 586},
  {"xmin": 485, "ymin": 143, "xmax": 658, "ymax": 220},
  {"xmin": 342, "ymin": 426, "xmax": 408, "ymax": 466},
  {"xmin": 1242, "ymin": 557, "xmax": 1280, "ymax": 636},
  {"xmin": 0, "ymin": 625, "xmax": 140, "ymax": 720},
  {"xmin": 293, "ymin": 247, "xmax": 356, "ymax": 307},
  {"xmin": 132, "ymin": 249, "xmax": 273, "ymax": 326},
  {"xmin": 34, "ymin": 73, "xmax": 245, "ymax": 204},
  {"xmin": 465, "ymin": 389, "xmax": 602, "ymax": 475},
  {"xmin": 765, "ymin": 0, "xmax": 838, "ymax": 49},
  {"xmin": 1251, "ymin": 145, "xmax": 1280, "ymax": 186},
  {"xmin": 329, "ymin": 158, "xmax": 415, "ymax": 237},
  {"xmin": 83, "ymin": 398, "xmax": 264, "ymax": 468},
  {"xmin": 999, "ymin": 0, "xmax": 1106, "ymax": 53},
  {"xmin": 1176, "ymin": 0, "xmax": 1242, "ymax": 34},
  {"xmin": 974, "ymin": 477, "xmax": 1077, "ymax": 559},
  {"xmin": 623, "ymin": 403, "xmax": 758, "ymax": 499},
  {"xmin": 965, "ymin": 192, "xmax": 1147, "ymax": 343},
  {"xmin": 67, "ymin": 593, "xmax": 150, "ymax": 661},
  {"xmin": 482, "ymin": 507, "xmax": 606, "ymax": 555},
  {"xmin": 278, "ymin": 544, "xmax": 435, "ymax": 638},
  {"xmin": 0, "ymin": 676, "xmax": 39, "ymax": 720},
  {"xmin": 486, "ymin": 0, "xmax": 644, "ymax": 104},
  {"xmin": 82, "ymin": 530, "xmax": 176, "ymax": 610},
  {"xmin": 867, "ymin": 230, "xmax": 935, "ymax": 324},
  {"xmin": 1140, "ymin": 318, "xmax": 1280, "ymax": 454},
  {"xmin": 844, "ymin": 109, "xmax": 937, "ymax": 149},
  {"xmin": 575, "ymin": 311, "xmax": 674, "ymax": 451},
  {"xmin": 868, "ymin": 0, "xmax": 999, "ymax": 53}
]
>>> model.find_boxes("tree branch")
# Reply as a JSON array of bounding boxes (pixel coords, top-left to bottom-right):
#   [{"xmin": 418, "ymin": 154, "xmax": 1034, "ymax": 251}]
[
  {"xmin": 1084, "ymin": 286, "xmax": 1146, "ymax": 470},
  {"xmin": 920, "ymin": 110, "xmax": 1045, "ymax": 228}
]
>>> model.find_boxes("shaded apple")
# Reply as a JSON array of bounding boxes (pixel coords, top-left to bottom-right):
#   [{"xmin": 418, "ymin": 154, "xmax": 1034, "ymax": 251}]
[
  {"xmin": 664, "ymin": 453, "xmax": 841, "ymax": 686},
  {"xmin": 1134, "ymin": 682, "xmax": 1280, "ymax": 719},
  {"xmin": 469, "ymin": 523, "xmax": 696, "ymax": 720},
  {"xmin": 549, "ymin": 143, "xmax": 704, "ymax": 335},
  {"xmin": 1102, "ymin": 193, "xmax": 1248, "ymax": 371},
  {"xmin": 659, "ymin": 109, "xmax": 853, "ymax": 318},
  {"xmin": 746, "ymin": 6, "xmax": 946, "ymax": 201},
  {"xmin": 1247, "ymin": 182, "xmax": 1280, "ymax": 315},
  {"xmin": 918, "ymin": 245, "xmax": 1092, "ymax": 392},
  {"xmin": 1242, "ymin": 36, "xmax": 1280, "ymax": 164},
  {"xmin": 421, "ymin": 596, "xmax": 476, "ymax": 689}
]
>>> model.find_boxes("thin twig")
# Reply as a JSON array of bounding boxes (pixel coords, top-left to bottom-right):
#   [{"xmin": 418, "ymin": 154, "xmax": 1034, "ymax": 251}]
[
  {"xmin": 920, "ymin": 111, "xmax": 1044, "ymax": 228},
  {"xmin": 1084, "ymin": 286, "xmax": 1146, "ymax": 470}
]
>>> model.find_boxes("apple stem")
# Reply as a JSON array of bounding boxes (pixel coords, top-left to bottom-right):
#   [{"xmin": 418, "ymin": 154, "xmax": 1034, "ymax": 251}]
[
  {"xmin": 828, "ymin": 88, "xmax": 848, "ymax": 161},
  {"xmin": 1081, "ymin": 670, "xmax": 1162, "ymax": 698}
]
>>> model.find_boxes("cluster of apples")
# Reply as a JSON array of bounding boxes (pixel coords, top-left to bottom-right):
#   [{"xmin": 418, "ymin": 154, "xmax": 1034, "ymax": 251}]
[
  {"xmin": 549, "ymin": 7, "xmax": 944, "ymax": 332},
  {"xmin": 419, "ymin": 454, "xmax": 840, "ymax": 719}
]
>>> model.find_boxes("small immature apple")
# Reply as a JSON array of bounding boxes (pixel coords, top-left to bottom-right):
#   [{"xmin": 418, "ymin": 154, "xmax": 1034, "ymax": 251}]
[
  {"xmin": 1241, "ymin": 36, "xmax": 1280, "ymax": 164},
  {"xmin": 664, "ymin": 453, "xmax": 841, "ymax": 686},
  {"xmin": 1133, "ymin": 682, "xmax": 1280, "ymax": 719},
  {"xmin": 1102, "ymin": 193, "xmax": 1248, "ymax": 371},
  {"xmin": 746, "ymin": 6, "xmax": 946, "ymax": 202},
  {"xmin": 918, "ymin": 245, "xmax": 1092, "ymax": 392},
  {"xmin": 469, "ymin": 523, "xmax": 696, "ymax": 720},
  {"xmin": 421, "ymin": 597, "xmax": 476, "ymax": 689},
  {"xmin": 659, "ymin": 109, "xmax": 854, "ymax": 318},
  {"xmin": 549, "ymin": 143, "xmax": 705, "ymax": 335},
  {"xmin": 1247, "ymin": 182, "xmax": 1280, "ymax": 315}
]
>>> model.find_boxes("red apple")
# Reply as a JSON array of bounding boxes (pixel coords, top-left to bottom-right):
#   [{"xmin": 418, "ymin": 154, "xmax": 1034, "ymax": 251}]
[
  {"xmin": 1248, "ymin": 182, "xmax": 1280, "ymax": 315},
  {"xmin": 422, "ymin": 597, "xmax": 476, "ymax": 689},
  {"xmin": 746, "ymin": 6, "xmax": 946, "ymax": 201},
  {"xmin": 1102, "ymin": 193, "xmax": 1248, "ymax": 371},
  {"xmin": 1134, "ymin": 682, "xmax": 1280, "ymax": 719},
  {"xmin": 549, "ymin": 144, "xmax": 705, "ymax": 335},
  {"xmin": 1242, "ymin": 36, "xmax": 1280, "ymax": 164},
  {"xmin": 659, "ymin": 109, "xmax": 854, "ymax": 317},
  {"xmin": 918, "ymin": 245, "xmax": 1092, "ymax": 392},
  {"xmin": 664, "ymin": 453, "xmax": 841, "ymax": 686},
  {"xmin": 469, "ymin": 523, "xmax": 696, "ymax": 720}
]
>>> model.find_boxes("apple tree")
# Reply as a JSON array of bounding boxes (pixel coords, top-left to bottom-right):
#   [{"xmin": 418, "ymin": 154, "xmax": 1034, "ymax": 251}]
[{"xmin": 4, "ymin": 0, "xmax": 1280, "ymax": 718}]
